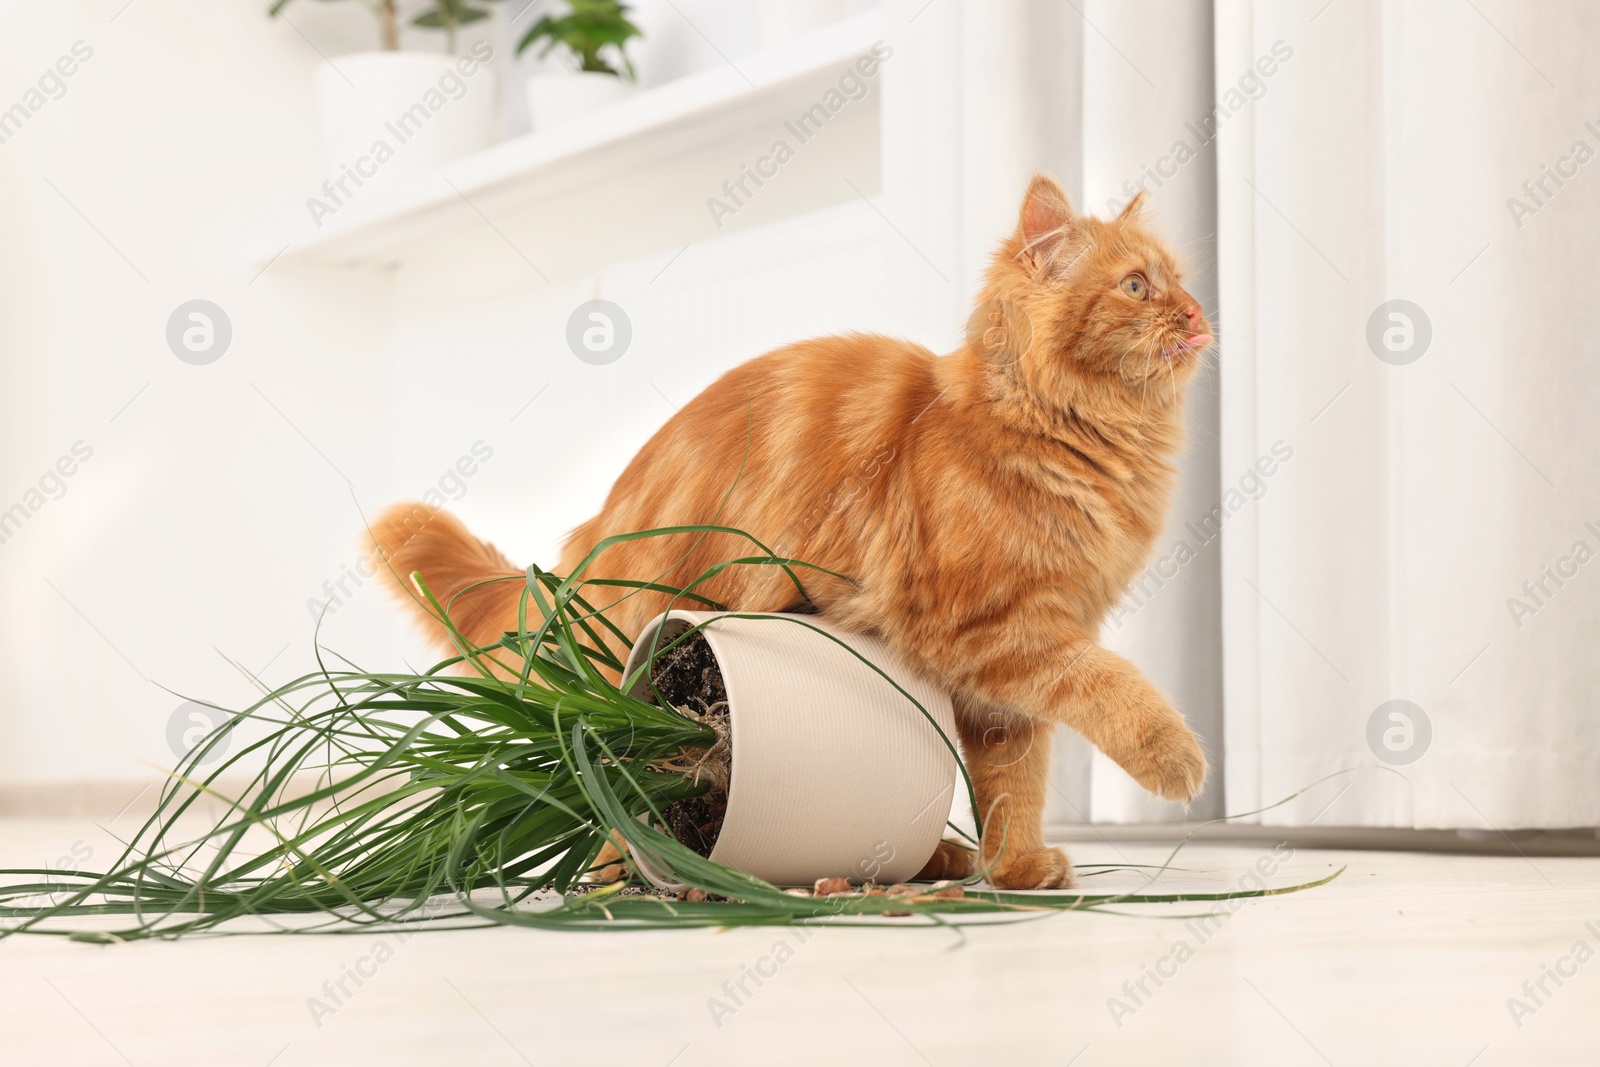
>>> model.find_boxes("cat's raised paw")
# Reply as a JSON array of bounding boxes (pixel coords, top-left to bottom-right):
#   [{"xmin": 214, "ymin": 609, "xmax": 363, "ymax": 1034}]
[
  {"xmin": 986, "ymin": 846, "xmax": 1077, "ymax": 890},
  {"xmin": 1126, "ymin": 719, "xmax": 1208, "ymax": 804}
]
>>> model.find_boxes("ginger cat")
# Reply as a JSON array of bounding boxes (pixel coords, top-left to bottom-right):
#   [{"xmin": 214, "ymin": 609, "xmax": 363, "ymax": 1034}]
[{"xmin": 371, "ymin": 175, "xmax": 1210, "ymax": 890}]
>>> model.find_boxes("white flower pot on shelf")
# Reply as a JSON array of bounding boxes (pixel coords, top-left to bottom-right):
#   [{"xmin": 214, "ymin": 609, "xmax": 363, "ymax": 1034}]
[
  {"xmin": 523, "ymin": 70, "xmax": 632, "ymax": 132},
  {"xmin": 314, "ymin": 52, "xmax": 493, "ymax": 181},
  {"xmin": 621, "ymin": 610, "xmax": 959, "ymax": 891},
  {"xmin": 755, "ymin": 0, "xmax": 850, "ymax": 49}
]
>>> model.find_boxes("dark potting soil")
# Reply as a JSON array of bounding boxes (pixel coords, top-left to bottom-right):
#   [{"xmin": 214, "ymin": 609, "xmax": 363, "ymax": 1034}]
[{"xmin": 649, "ymin": 631, "xmax": 731, "ymax": 857}]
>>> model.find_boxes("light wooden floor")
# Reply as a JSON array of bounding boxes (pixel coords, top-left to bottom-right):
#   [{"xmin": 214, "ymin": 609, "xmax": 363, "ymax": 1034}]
[{"xmin": 2, "ymin": 817, "xmax": 1595, "ymax": 1066}]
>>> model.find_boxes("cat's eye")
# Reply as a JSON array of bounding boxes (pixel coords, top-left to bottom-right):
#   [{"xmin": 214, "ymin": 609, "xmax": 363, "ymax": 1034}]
[{"xmin": 1120, "ymin": 274, "xmax": 1149, "ymax": 300}]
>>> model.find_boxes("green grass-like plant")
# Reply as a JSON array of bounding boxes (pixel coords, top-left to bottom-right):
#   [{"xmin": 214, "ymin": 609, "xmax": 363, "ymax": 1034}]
[{"xmin": 0, "ymin": 525, "xmax": 1339, "ymax": 941}]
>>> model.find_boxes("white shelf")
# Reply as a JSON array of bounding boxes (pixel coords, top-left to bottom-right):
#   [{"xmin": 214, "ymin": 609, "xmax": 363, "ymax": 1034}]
[{"xmin": 268, "ymin": 12, "xmax": 885, "ymax": 277}]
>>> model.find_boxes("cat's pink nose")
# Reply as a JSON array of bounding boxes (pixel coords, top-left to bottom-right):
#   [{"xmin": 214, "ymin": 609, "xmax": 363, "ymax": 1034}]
[{"xmin": 1185, "ymin": 305, "xmax": 1204, "ymax": 328}]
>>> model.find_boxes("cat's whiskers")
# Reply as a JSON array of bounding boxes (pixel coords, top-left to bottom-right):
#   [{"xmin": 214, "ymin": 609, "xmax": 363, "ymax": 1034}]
[{"xmin": 1133, "ymin": 331, "xmax": 1167, "ymax": 429}]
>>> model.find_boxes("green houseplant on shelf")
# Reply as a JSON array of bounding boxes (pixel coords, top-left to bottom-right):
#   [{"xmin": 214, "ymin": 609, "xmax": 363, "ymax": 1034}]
[
  {"xmin": 268, "ymin": 0, "xmax": 502, "ymax": 177},
  {"xmin": 517, "ymin": 0, "xmax": 643, "ymax": 131},
  {"xmin": 270, "ymin": 0, "xmax": 503, "ymax": 54}
]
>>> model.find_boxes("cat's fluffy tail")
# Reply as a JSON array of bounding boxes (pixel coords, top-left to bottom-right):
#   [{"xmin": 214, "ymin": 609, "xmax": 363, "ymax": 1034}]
[{"xmin": 367, "ymin": 502, "xmax": 525, "ymax": 658}]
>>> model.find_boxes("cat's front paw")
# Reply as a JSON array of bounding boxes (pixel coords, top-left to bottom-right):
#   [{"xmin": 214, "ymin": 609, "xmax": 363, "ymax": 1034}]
[
  {"xmin": 986, "ymin": 846, "xmax": 1077, "ymax": 890},
  {"xmin": 915, "ymin": 838, "xmax": 977, "ymax": 881},
  {"xmin": 587, "ymin": 836, "xmax": 630, "ymax": 882},
  {"xmin": 1124, "ymin": 715, "xmax": 1207, "ymax": 805}
]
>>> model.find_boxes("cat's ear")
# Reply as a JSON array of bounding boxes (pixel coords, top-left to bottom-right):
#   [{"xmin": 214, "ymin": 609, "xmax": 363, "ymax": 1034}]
[
  {"xmin": 1018, "ymin": 174, "xmax": 1077, "ymax": 268},
  {"xmin": 1117, "ymin": 190, "xmax": 1148, "ymax": 224}
]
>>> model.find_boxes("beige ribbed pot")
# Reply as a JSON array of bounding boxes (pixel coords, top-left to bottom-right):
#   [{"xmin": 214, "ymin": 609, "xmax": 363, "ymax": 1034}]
[{"xmin": 621, "ymin": 611, "xmax": 958, "ymax": 890}]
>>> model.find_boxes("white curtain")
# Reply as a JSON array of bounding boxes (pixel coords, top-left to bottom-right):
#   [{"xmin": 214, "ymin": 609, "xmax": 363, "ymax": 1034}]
[
  {"xmin": 1219, "ymin": 0, "xmax": 1600, "ymax": 829},
  {"xmin": 889, "ymin": 0, "xmax": 1600, "ymax": 830}
]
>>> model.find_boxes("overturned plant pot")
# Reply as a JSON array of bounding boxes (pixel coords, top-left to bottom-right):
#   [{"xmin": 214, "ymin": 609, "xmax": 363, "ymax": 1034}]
[{"xmin": 621, "ymin": 611, "xmax": 958, "ymax": 891}]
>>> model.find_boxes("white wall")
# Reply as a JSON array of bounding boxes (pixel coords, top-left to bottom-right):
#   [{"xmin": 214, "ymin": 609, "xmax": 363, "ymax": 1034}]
[
  {"xmin": 0, "ymin": 0, "xmax": 883, "ymax": 796},
  {"xmin": 0, "ymin": 0, "xmax": 390, "ymax": 789}
]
